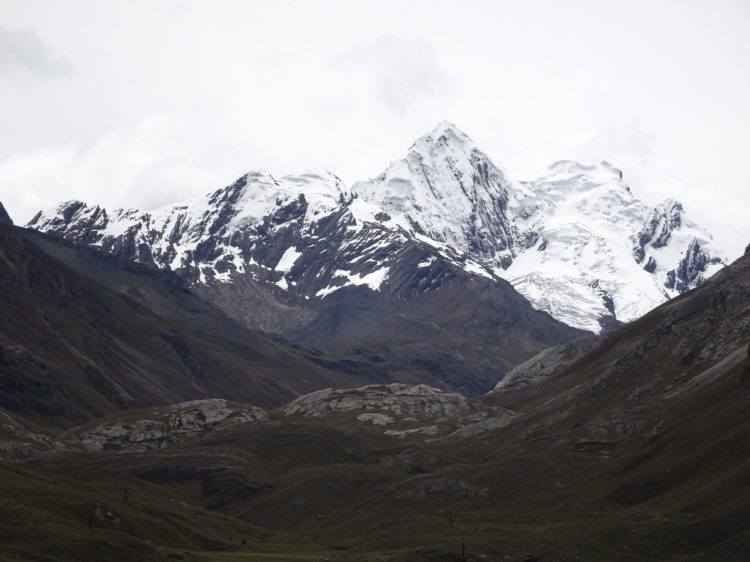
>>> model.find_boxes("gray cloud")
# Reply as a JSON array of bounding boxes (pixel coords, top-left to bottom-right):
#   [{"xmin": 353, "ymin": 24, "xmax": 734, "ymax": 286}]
[{"xmin": 0, "ymin": 27, "xmax": 72, "ymax": 77}]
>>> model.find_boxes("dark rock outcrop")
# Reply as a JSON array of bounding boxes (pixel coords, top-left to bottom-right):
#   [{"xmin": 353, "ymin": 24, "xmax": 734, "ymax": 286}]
[
  {"xmin": 0, "ymin": 202, "xmax": 12, "ymax": 226},
  {"xmin": 632, "ymin": 199, "xmax": 683, "ymax": 263},
  {"xmin": 665, "ymin": 238, "xmax": 722, "ymax": 292}
]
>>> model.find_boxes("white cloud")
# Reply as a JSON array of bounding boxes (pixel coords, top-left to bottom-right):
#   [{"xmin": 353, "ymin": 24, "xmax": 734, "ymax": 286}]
[
  {"xmin": 0, "ymin": 116, "xmax": 231, "ymax": 222},
  {"xmin": 573, "ymin": 121, "xmax": 655, "ymax": 171}
]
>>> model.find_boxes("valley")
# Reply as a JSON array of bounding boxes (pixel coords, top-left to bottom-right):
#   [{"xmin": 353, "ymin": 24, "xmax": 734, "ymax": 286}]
[
  {"xmin": 0, "ymin": 124, "xmax": 747, "ymax": 561},
  {"xmin": 2, "ymin": 219, "xmax": 749, "ymax": 559}
]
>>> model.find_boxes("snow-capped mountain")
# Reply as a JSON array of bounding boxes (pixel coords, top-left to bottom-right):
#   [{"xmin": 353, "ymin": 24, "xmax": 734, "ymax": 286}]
[
  {"xmin": 27, "ymin": 122, "xmax": 725, "ymax": 334},
  {"xmin": 26, "ymin": 161, "xmax": 585, "ymax": 395},
  {"xmin": 505, "ymin": 161, "xmax": 724, "ymax": 331},
  {"xmin": 347, "ymin": 123, "xmax": 725, "ymax": 331},
  {"xmin": 27, "ymin": 168, "xmax": 492, "ymax": 312},
  {"xmin": 350, "ymin": 121, "xmax": 516, "ymax": 268}
]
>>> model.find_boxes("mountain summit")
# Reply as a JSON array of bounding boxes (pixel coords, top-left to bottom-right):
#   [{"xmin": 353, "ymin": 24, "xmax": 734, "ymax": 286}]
[
  {"xmin": 505, "ymin": 161, "xmax": 724, "ymax": 330},
  {"xmin": 351, "ymin": 121, "xmax": 516, "ymax": 268},
  {"xmin": 28, "ymin": 122, "xmax": 725, "ymax": 333},
  {"xmin": 0, "ymin": 202, "xmax": 12, "ymax": 226}
]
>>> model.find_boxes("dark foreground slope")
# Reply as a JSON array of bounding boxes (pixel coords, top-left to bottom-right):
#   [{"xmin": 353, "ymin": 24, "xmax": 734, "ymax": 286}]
[
  {"xmin": 290, "ymin": 268, "xmax": 586, "ymax": 394},
  {"xmin": 0, "ymin": 223, "xmax": 384, "ymax": 429},
  {"xmin": 1, "ymin": 241, "xmax": 748, "ymax": 561}
]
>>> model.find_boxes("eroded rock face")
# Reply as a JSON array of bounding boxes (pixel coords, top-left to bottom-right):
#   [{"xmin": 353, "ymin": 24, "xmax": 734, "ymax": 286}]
[
  {"xmin": 282, "ymin": 383, "xmax": 471, "ymax": 418},
  {"xmin": 665, "ymin": 238, "xmax": 723, "ymax": 293},
  {"xmin": 0, "ymin": 203, "xmax": 12, "ymax": 226},
  {"xmin": 447, "ymin": 414, "xmax": 517, "ymax": 439},
  {"xmin": 384, "ymin": 426, "xmax": 439, "ymax": 438},
  {"xmin": 633, "ymin": 199, "xmax": 684, "ymax": 263},
  {"xmin": 356, "ymin": 413, "xmax": 395, "ymax": 425},
  {"xmin": 491, "ymin": 335, "xmax": 603, "ymax": 393},
  {"xmin": 0, "ymin": 408, "xmax": 60, "ymax": 459},
  {"xmin": 63, "ymin": 399, "xmax": 268, "ymax": 452}
]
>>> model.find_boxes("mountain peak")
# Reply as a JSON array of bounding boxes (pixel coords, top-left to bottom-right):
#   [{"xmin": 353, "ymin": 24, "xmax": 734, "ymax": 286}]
[
  {"xmin": 0, "ymin": 202, "xmax": 12, "ymax": 226},
  {"xmin": 409, "ymin": 120, "xmax": 475, "ymax": 153},
  {"xmin": 432, "ymin": 119, "xmax": 470, "ymax": 138},
  {"xmin": 351, "ymin": 120, "xmax": 515, "ymax": 267},
  {"xmin": 241, "ymin": 168, "xmax": 276, "ymax": 184}
]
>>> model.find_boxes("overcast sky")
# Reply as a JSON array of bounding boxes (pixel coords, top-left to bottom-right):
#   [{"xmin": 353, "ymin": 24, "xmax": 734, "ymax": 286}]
[{"xmin": 1, "ymin": 0, "xmax": 748, "ymax": 257}]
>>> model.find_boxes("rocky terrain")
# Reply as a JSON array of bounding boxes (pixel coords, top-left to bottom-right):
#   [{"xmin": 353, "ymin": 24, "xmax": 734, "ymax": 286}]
[
  {"xmin": 8, "ymin": 384, "xmax": 514, "ymax": 456},
  {"xmin": 0, "ymin": 202, "xmax": 12, "ymax": 226},
  {"xmin": 2, "ymin": 241, "xmax": 748, "ymax": 560},
  {"xmin": 491, "ymin": 334, "xmax": 603, "ymax": 393},
  {"xmin": 282, "ymin": 383, "xmax": 471, "ymax": 418},
  {"xmin": 61, "ymin": 399, "xmax": 269, "ymax": 452}
]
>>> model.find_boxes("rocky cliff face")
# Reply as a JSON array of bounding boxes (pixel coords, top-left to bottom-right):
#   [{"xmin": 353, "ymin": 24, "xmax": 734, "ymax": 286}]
[
  {"xmin": 491, "ymin": 335, "xmax": 603, "ymax": 393},
  {"xmin": 633, "ymin": 199, "xmax": 684, "ymax": 262},
  {"xmin": 664, "ymin": 238, "xmax": 723, "ymax": 292}
]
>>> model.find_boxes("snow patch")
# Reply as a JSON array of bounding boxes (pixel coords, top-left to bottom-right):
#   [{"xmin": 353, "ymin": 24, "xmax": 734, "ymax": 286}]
[
  {"xmin": 275, "ymin": 246, "xmax": 302, "ymax": 272},
  {"xmin": 315, "ymin": 267, "xmax": 390, "ymax": 299}
]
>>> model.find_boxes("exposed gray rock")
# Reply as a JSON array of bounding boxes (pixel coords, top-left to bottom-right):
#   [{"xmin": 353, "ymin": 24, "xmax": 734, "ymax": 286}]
[
  {"xmin": 447, "ymin": 413, "xmax": 517, "ymax": 439},
  {"xmin": 0, "ymin": 408, "xmax": 60, "ymax": 459},
  {"xmin": 491, "ymin": 335, "xmax": 603, "ymax": 393},
  {"xmin": 282, "ymin": 383, "xmax": 471, "ymax": 418},
  {"xmin": 63, "ymin": 399, "xmax": 268, "ymax": 452},
  {"xmin": 633, "ymin": 200, "xmax": 683, "ymax": 263},
  {"xmin": 356, "ymin": 412, "xmax": 395, "ymax": 425},
  {"xmin": 384, "ymin": 426, "xmax": 439, "ymax": 438},
  {"xmin": 664, "ymin": 342, "xmax": 750, "ymax": 400},
  {"xmin": 665, "ymin": 238, "xmax": 722, "ymax": 292}
]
